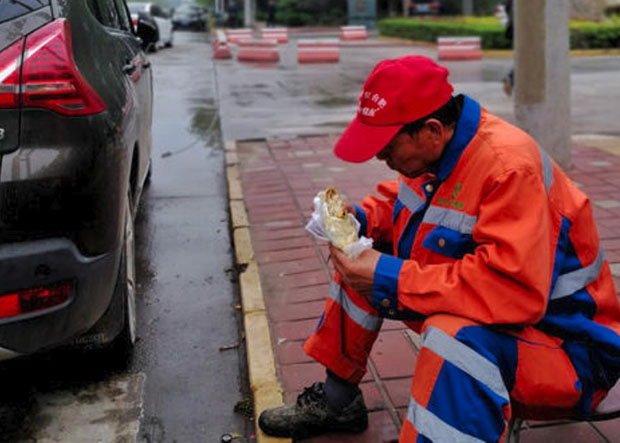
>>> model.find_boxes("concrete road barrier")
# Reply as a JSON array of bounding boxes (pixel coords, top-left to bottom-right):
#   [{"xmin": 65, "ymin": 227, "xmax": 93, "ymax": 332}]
[
  {"xmin": 340, "ymin": 25, "xmax": 368, "ymax": 40},
  {"xmin": 297, "ymin": 39, "xmax": 340, "ymax": 63},
  {"xmin": 260, "ymin": 27, "xmax": 289, "ymax": 44},
  {"xmin": 237, "ymin": 38, "xmax": 279, "ymax": 62},
  {"xmin": 227, "ymin": 28, "xmax": 253, "ymax": 44},
  {"xmin": 437, "ymin": 36, "xmax": 483, "ymax": 61},
  {"xmin": 213, "ymin": 30, "xmax": 232, "ymax": 59}
]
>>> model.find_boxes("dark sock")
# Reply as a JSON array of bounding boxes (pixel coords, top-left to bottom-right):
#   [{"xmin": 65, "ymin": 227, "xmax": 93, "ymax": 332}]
[{"xmin": 323, "ymin": 370, "xmax": 359, "ymax": 411}]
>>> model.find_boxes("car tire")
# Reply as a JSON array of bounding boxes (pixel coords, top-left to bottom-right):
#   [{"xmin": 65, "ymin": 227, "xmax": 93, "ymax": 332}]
[{"xmin": 108, "ymin": 196, "xmax": 137, "ymax": 362}]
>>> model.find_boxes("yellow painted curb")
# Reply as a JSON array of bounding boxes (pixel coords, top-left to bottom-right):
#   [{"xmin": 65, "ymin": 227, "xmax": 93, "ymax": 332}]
[
  {"xmin": 234, "ymin": 227, "xmax": 254, "ymax": 265},
  {"xmin": 230, "ymin": 200, "xmax": 249, "ymax": 229},
  {"xmin": 227, "ymin": 165, "xmax": 244, "ymax": 201},
  {"xmin": 240, "ymin": 262, "xmax": 267, "ymax": 313},
  {"xmin": 226, "ymin": 140, "xmax": 291, "ymax": 443}
]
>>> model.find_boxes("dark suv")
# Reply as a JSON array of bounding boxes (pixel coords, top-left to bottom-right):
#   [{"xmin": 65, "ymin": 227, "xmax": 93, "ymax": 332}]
[{"xmin": 0, "ymin": 0, "xmax": 152, "ymax": 361}]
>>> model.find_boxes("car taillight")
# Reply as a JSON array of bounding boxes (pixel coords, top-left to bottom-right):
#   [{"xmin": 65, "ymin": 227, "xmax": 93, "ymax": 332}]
[
  {"xmin": 0, "ymin": 281, "xmax": 72, "ymax": 320},
  {"xmin": 0, "ymin": 38, "xmax": 24, "ymax": 109},
  {"xmin": 21, "ymin": 18, "xmax": 106, "ymax": 115}
]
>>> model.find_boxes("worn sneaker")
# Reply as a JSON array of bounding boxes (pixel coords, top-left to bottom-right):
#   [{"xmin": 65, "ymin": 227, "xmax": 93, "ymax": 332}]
[{"xmin": 258, "ymin": 382, "xmax": 368, "ymax": 439}]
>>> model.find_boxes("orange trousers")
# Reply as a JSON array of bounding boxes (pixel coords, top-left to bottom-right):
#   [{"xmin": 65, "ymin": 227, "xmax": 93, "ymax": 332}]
[{"xmin": 304, "ymin": 279, "xmax": 606, "ymax": 442}]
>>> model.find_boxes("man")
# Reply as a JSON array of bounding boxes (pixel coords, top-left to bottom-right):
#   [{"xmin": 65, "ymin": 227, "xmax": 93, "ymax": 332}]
[{"xmin": 258, "ymin": 55, "xmax": 620, "ymax": 441}]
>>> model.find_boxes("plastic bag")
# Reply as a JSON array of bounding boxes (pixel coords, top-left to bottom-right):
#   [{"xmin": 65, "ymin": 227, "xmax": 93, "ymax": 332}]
[{"xmin": 305, "ymin": 190, "xmax": 373, "ymax": 259}]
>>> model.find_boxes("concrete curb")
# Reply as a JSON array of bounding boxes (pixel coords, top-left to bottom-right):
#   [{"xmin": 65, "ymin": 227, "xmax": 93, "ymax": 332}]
[{"xmin": 225, "ymin": 140, "xmax": 291, "ymax": 443}]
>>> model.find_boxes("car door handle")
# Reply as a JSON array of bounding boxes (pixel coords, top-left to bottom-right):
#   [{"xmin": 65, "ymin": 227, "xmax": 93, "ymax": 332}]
[{"xmin": 123, "ymin": 63, "xmax": 137, "ymax": 75}]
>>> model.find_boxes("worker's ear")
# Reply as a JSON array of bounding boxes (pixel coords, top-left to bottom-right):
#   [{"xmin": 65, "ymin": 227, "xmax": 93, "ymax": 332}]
[{"xmin": 423, "ymin": 118, "xmax": 444, "ymax": 138}]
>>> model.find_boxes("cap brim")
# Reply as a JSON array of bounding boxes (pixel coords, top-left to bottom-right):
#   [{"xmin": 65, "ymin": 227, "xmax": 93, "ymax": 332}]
[{"xmin": 334, "ymin": 116, "xmax": 402, "ymax": 163}]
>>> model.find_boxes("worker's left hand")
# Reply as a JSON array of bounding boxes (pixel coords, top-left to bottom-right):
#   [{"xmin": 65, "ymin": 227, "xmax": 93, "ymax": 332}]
[{"xmin": 329, "ymin": 243, "xmax": 381, "ymax": 298}]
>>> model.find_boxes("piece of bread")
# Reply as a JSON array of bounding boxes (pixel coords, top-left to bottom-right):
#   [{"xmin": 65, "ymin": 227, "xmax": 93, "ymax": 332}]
[{"xmin": 320, "ymin": 187, "xmax": 358, "ymax": 250}]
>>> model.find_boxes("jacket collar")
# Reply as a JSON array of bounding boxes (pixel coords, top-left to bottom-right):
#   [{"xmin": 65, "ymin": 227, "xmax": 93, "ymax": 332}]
[{"xmin": 436, "ymin": 95, "xmax": 481, "ymax": 181}]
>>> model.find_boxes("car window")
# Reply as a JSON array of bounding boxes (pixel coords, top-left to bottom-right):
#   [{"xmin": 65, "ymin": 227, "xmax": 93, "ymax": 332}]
[
  {"xmin": 90, "ymin": 0, "xmax": 121, "ymax": 29},
  {"xmin": 113, "ymin": 0, "xmax": 132, "ymax": 31},
  {"xmin": 0, "ymin": 0, "xmax": 50, "ymax": 24}
]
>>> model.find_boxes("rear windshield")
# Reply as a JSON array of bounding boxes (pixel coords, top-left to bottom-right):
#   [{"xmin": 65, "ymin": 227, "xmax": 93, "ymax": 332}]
[
  {"xmin": 127, "ymin": 3, "xmax": 145, "ymax": 14},
  {"xmin": 0, "ymin": 0, "xmax": 50, "ymax": 24}
]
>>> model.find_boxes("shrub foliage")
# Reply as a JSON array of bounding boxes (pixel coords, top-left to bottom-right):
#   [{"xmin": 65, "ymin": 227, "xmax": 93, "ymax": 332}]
[{"xmin": 378, "ymin": 17, "xmax": 620, "ymax": 49}]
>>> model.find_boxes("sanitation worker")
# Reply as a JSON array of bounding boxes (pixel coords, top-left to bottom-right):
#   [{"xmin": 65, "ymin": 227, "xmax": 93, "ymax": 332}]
[{"xmin": 258, "ymin": 55, "xmax": 620, "ymax": 441}]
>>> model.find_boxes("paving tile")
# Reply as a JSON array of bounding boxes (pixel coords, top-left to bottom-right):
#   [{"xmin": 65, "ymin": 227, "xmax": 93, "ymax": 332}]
[
  {"xmin": 594, "ymin": 200, "xmax": 620, "ymax": 209},
  {"xmin": 516, "ymin": 421, "xmax": 603, "ymax": 442},
  {"xmin": 280, "ymin": 362, "xmax": 326, "ymax": 393},
  {"xmin": 265, "ymin": 284, "xmax": 330, "ymax": 304},
  {"xmin": 272, "ymin": 318, "xmax": 319, "ymax": 341},
  {"xmin": 360, "ymin": 380, "xmax": 387, "ymax": 412},
  {"xmin": 270, "ymin": 300, "xmax": 325, "ymax": 322},
  {"xmin": 305, "ymin": 410, "xmax": 400, "ymax": 443},
  {"xmin": 272, "ymin": 269, "xmax": 330, "ymax": 290},
  {"xmin": 275, "ymin": 339, "xmax": 314, "ymax": 365},
  {"xmin": 257, "ymin": 246, "xmax": 318, "ymax": 264},
  {"xmin": 588, "ymin": 416, "xmax": 620, "ymax": 440},
  {"xmin": 260, "ymin": 256, "xmax": 324, "ymax": 276},
  {"xmin": 253, "ymin": 236, "xmax": 313, "ymax": 252},
  {"xmin": 370, "ymin": 330, "xmax": 418, "ymax": 380},
  {"xmin": 252, "ymin": 226, "xmax": 308, "ymax": 242},
  {"xmin": 383, "ymin": 377, "xmax": 414, "ymax": 409}
]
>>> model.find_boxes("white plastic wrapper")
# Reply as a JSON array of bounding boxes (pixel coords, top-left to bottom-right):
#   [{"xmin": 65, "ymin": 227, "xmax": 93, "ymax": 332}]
[{"xmin": 305, "ymin": 192, "xmax": 373, "ymax": 259}]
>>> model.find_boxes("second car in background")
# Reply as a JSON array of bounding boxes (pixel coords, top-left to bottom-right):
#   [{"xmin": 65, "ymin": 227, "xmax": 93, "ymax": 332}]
[
  {"xmin": 172, "ymin": 4, "xmax": 209, "ymax": 31},
  {"xmin": 129, "ymin": 2, "xmax": 174, "ymax": 50}
]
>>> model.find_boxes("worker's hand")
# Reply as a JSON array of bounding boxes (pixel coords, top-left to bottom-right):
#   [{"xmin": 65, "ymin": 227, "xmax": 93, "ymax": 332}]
[
  {"xmin": 329, "ymin": 243, "xmax": 380, "ymax": 299},
  {"xmin": 345, "ymin": 204, "xmax": 357, "ymax": 216}
]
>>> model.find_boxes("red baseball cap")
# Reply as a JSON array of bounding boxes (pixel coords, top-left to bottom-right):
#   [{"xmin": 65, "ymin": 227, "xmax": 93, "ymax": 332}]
[{"xmin": 334, "ymin": 55, "xmax": 453, "ymax": 163}]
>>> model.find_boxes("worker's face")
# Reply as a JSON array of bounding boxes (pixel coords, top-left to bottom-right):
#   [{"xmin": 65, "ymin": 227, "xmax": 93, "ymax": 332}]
[{"xmin": 376, "ymin": 119, "xmax": 449, "ymax": 178}]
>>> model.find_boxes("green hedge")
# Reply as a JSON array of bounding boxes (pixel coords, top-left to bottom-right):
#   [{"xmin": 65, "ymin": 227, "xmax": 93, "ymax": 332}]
[{"xmin": 378, "ymin": 17, "xmax": 620, "ymax": 49}]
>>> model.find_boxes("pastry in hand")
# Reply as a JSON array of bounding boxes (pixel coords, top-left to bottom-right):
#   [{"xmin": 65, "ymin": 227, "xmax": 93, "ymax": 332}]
[{"xmin": 320, "ymin": 187, "xmax": 358, "ymax": 250}]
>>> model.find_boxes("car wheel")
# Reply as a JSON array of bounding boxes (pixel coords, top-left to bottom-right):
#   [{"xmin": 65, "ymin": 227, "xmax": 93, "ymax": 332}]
[{"xmin": 109, "ymin": 196, "xmax": 137, "ymax": 360}]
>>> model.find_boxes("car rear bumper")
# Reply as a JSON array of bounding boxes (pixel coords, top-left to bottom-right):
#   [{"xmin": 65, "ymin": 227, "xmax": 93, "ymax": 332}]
[{"xmin": 0, "ymin": 238, "xmax": 120, "ymax": 357}]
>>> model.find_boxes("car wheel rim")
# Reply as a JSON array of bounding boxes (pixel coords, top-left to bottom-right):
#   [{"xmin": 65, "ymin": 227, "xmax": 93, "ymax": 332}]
[{"xmin": 125, "ymin": 199, "xmax": 137, "ymax": 345}]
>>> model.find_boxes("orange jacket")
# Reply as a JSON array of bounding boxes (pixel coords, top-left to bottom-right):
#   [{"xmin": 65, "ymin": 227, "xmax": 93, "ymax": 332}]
[{"xmin": 355, "ymin": 96, "xmax": 620, "ymax": 389}]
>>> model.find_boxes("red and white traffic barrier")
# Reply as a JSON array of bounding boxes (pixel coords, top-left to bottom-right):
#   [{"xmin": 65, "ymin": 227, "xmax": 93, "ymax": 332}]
[
  {"xmin": 237, "ymin": 39, "xmax": 279, "ymax": 62},
  {"xmin": 213, "ymin": 30, "xmax": 232, "ymax": 59},
  {"xmin": 297, "ymin": 39, "xmax": 339, "ymax": 63},
  {"xmin": 227, "ymin": 28, "xmax": 253, "ymax": 44},
  {"xmin": 340, "ymin": 25, "xmax": 367, "ymax": 40},
  {"xmin": 437, "ymin": 36, "xmax": 483, "ymax": 61},
  {"xmin": 260, "ymin": 27, "xmax": 288, "ymax": 44}
]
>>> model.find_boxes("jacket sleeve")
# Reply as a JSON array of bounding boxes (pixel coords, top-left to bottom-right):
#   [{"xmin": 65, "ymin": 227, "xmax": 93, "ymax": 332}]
[
  {"xmin": 372, "ymin": 168, "xmax": 552, "ymax": 326},
  {"xmin": 354, "ymin": 180, "xmax": 398, "ymax": 244}
]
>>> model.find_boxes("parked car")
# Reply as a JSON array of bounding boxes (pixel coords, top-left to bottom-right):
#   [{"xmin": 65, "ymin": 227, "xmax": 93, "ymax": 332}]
[
  {"xmin": 172, "ymin": 4, "xmax": 209, "ymax": 31},
  {"xmin": 0, "ymin": 0, "xmax": 153, "ymax": 362},
  {"xmin": 128, "ymin": 2, "xmax": 174, "ymax": 50},
  {"xmin": 409, "ymin": 1, "xmax": 442, "ymax": 15}
]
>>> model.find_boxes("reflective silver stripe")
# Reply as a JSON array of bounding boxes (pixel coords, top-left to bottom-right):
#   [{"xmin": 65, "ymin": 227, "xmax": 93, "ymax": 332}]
[
  {"xmin": 407, "ymin": 397, "xmax": 485, "ymax": 443},
  {"xmin": 399, "ymin": 181, "xmax": 425, "ymax": 213},
  {"xmin": 538, "ymin": 145, "xmax": 554, "ymax": 193},
  {"xmin": 329, "ymin": 281, "xmax": 382, "ymax": 331},
  {"xmin": 551, "ymin": 248, "xmax": 605, "ymax": 300},
  {"xmin": 422, "ymin": 327, "xmax": 509, "ymax": 401},
  {"xmin": 422, "ymin": 205, "xmax": 477, "ymax": 235}
]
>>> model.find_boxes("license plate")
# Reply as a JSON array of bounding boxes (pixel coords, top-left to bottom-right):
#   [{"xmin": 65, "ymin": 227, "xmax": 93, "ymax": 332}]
[{"xmin": 417, "ymin": 4, "xmax": 430, "ymax": 12}]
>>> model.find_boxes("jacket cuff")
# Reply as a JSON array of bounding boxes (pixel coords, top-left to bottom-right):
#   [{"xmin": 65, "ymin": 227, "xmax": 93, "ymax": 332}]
[
  {"xmin": 353, "ymin": 204, "xmax": 368, "ymax": 237},
  {"xmin": 372, "ymin": 254, "xmax": 403, "ymax": 310}
]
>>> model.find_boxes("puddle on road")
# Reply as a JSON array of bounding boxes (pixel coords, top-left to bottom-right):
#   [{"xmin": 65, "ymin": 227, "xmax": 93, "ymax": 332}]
[{"xmin": 187, "ymin": 97, "xmax": 223, "ymax": 148}]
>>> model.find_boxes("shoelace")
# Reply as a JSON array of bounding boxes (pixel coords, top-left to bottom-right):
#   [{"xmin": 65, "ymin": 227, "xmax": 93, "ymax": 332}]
[{"xmin": 296, "ymin": 382, "xmax": 324, "ymax": 408}]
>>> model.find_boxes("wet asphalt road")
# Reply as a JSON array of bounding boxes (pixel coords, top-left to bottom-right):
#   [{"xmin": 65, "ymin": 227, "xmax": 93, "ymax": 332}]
[{"xmin": 0, "ymin": 31, "xmax": 250, "ymax": 442}]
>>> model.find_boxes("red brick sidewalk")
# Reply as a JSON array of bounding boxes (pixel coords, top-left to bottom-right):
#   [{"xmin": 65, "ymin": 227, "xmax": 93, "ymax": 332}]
[{"xmin": 237, "ymin": 135, "xmax": 620, "ymax": 442}]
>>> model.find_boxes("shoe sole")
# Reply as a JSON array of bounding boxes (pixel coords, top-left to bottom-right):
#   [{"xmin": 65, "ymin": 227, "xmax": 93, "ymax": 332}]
[{"xmin": 259, "ymin": 416, "xmax": 368, "ymax": 440}]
